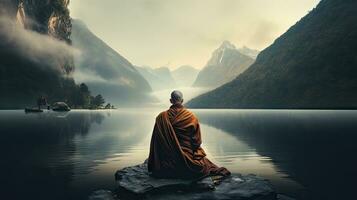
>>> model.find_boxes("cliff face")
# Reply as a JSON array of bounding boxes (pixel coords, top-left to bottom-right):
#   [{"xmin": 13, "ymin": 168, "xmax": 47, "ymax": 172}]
[
  {"xmin": 0, "ymin": 0, "xmax": 78, "ymax": 108},
  {"xmin": 15, "ymin": 0, "xmax": 74, "ymax": 74},
  {"xmin": 17, "ymin": 0, "xmax": 71, "ymax": 38}
]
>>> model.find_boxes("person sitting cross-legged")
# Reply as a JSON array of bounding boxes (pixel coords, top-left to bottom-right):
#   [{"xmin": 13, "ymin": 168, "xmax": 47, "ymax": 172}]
[{"xmin": 148, "ymin": 90, "xmax": 231, "ymax": 182}]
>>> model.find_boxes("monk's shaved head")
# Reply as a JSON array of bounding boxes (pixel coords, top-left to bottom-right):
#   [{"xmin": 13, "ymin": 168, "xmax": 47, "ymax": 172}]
[{"xmin": 170, "ymin": 90, "xmax": 183, "ymax": 105}]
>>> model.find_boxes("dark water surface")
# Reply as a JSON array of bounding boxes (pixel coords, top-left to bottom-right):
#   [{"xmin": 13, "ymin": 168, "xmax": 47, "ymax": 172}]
[{"xmin": 1, "ymin": 109, "xmax": 356, "ymax": 200}]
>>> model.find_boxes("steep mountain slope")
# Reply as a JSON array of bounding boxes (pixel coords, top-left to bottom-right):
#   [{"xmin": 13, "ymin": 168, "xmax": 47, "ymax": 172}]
[
  {"xmin": 238, "ymin": 46, "xmax": 260, "ymax": 59},
  {"xmin": 71, "ymin": 20, "xmax": 153, "ymax": 105},
  {"xmin": 187, "ymin": 0, "xmax": 357, "ymax": 109},
  {"xmin": 135, "ymin": 66, "xmax": 176, "ymax": 91},
  {"xmin": 172, "ymin": 65, "xmax": 199, "ymax": 87},
  {"xmin": 192, "ymin": 41, "xmax": 255, "ymax": 88},
  {"xmin": 0, "ymin": 0, "xmax": 80, "ymax": 108}
]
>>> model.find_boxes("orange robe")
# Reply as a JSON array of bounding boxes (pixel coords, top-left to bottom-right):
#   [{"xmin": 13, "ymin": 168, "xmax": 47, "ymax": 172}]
[{"xmin": 148, "ymin": 104, "xmax": 231, "ymax": 179}]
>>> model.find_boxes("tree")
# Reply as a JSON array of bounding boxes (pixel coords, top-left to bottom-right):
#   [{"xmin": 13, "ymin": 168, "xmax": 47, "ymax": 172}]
[
  {"xmin": 79, "ymin": 83, "xmax": 90, "ymax": 94},
  {"xmin": 92, "ymin": 94, "xmax": 105, "ymax": 108},
  {"xmin": 104, "ymin": 103, "xmax": 111, "ymax": 109},
  {"xmin": 80, "ymin": 83, "xmax": 91, "ymax": 106}
]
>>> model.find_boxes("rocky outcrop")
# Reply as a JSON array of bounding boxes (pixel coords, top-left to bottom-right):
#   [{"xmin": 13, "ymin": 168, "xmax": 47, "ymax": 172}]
[
  {"xmin": 15, "ymin": 0, "xmax": 74, "ymax": 74},
  {"xmin": 0, "ymin": 0, "xmax": 74, "ymax": 74},
  {"xmin": 14, "ymin": 0, "xmax": 72, "ymax": 41},
  {"xmin": 0, "ymin": 0, "xmax": 78, "ymax": 108},
  {"xmin": 89, "ymin": 190, "xmax": 118, "ymax": 200},
  {"xmin": 112, "ymin": 162, "xmax": 277, "ymax": 200}
]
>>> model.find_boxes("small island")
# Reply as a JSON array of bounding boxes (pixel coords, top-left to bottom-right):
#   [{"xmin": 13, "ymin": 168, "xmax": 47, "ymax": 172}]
[{"xmin": 24, "ymin": 83, "xmax": 115, "ymax": 112}]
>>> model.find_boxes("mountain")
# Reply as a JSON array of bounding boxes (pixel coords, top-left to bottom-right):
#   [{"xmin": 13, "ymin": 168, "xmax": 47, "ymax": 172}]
[
  {"xmin": 187, "ymin": 0, "xmax": 357, "ymax": 109},
  {"xmin": 172, "ymin": 65, "xmax": 199, "ymax": 87},
  {"xmin": 71, "ymin": 20, "xmax": 154, "ymax": 105},
  {"xmin": 0, "ymin": 0, "xmax": 82, "ymax": 108},
  {"xmin": 192, "ymin": 41, "xmax": 255, "ymax": 88},
  {"xmin": 135, "ymin": 66, "xmax": 176, "ymax": 91},
  {"xmin": 238, "ymin": 46, "xmax": 260, "ymax": 59}
]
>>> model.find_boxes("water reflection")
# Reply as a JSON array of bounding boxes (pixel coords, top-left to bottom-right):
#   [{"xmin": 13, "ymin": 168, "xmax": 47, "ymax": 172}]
[
  {"xmin": 196, "ymin": 123, "xmax": 304, "ymax": 198},
  {"xmin": 194, "ymin": 109, "xmax": 357, "ymax": 200},
  {"xmin": 0, "ymin": 110, "xmax": 105, "ymax": 200},
  {"xmin": 1, "ymin": 109, "xmax": 356, "ymax": 200}
]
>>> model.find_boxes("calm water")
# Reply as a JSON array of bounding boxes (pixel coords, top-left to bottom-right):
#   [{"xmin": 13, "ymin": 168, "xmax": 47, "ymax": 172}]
[{"xmin": 1, "ymin": 109, "xmax": 357, "ymax": 200}]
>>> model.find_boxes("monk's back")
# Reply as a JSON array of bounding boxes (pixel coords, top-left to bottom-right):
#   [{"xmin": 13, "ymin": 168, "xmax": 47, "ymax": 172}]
[
  {"xmin": 162, "ymin": 105, "xmax": 202, "ymax": 157},
  {"xmin": 148, "ymin": 90, "xmax": 230, "ymax": 179}
]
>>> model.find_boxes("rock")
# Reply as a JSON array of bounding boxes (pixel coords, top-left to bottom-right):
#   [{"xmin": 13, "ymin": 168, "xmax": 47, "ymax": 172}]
[
  {"xmin": 277, "ymin": 194, "xmax": 296, "ymax": 200},
  {"xmin": 89, "ymin": 190, "xmax": 117, "ymax": 200},
  {"xmin": 52, "ymin": 102, "xmax": 71, "ymax": 112},
  {"xmin": 115, "ymin": 162, "xmax": 277, "ymax": 200}
]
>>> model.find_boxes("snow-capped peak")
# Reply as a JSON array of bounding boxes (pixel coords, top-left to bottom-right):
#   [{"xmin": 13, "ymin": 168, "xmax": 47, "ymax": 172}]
[{"xmin": 219, "ymin": 41, "xmax": 236, "ymax": 50}]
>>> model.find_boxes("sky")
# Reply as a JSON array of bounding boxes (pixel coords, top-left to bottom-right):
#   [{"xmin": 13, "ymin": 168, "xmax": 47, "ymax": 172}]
[{"xmin": 69, "ymin": 0, "xmax": 320, "ymax": 69}]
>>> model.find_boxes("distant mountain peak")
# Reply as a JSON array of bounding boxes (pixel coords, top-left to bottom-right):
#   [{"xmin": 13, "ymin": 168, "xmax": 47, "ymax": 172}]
[
  {"xmin": 135, "ymin": 66, "xmax": 176, "ymax": 90},
  {"xmin": 219, "ymin": 40, "xmax": 236, "ymax": 50},
  {"xmin": 193, "ymin": 41, "xmax": 255, "ymax": 88},
  {"xmin": 155, "ymin": 66, "xmax": 171, "ymax": 73},
  {"xmin": 174, "ymin": 65, "xmax": 197, "ymax": 71},
  {"xmin": 208, "ymin": 41, "xmax": 249, "ymax": 66}
]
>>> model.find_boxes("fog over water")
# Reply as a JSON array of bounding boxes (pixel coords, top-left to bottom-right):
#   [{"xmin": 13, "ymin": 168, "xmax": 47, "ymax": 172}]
[{"xmin": 150, "ymin": 87, "xmax": 212, "ymax": 107}]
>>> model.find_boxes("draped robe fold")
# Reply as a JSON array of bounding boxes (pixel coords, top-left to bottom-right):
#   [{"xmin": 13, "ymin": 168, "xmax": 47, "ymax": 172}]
[{"xmin": 148, "ymin": 105, "xmax": 231, "ymax": 179}]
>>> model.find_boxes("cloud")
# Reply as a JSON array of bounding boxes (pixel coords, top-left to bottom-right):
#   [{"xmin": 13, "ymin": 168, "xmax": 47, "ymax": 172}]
[
  {"xmin": 0, "ymin": 15, "xmax": 80, "ymax": 74},
  {"xmin": 72, "ymin": 68, "xmax": 108, "ymax": 84},
  {"xmin": 247, "ymin": 21, "xmax": 280, "ymax": 49},
  {"xmin": 73, "ymin": 66, "xmax": 136, "ymax": 88}
]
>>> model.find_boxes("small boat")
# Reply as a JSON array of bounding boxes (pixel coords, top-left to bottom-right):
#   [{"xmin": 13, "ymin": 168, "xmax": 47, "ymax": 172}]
[
  {"xmin": 25, "ymin": 107, "xmax": 43, "ymax": 113},
  {"xmin": 52, "ymin": 102, "xmax": 71, "ymax": 112}
]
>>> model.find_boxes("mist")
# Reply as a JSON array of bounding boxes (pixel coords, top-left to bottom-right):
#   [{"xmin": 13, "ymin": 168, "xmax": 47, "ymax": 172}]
[
  {"xmin": 0, "ymin": 15, "xmax": 80, "ymax": 74},
  {"xmin": 151, "ymin": 87, "xmax": 212, "ymax": 108}
]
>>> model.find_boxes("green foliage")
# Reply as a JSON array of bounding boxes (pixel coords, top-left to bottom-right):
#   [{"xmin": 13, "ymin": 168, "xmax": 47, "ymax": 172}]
[
  {"xmin": 91, "ymin": 94, "xmax": 105, "ymax": 108},
  {"xmin": 68, "ymin": 83, "xmax": 109, "ymax": 109}
]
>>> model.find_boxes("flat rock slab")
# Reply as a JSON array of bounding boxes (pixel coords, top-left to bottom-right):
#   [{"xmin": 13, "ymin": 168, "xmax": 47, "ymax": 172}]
[
  {"xmin": 89, "ymin": 190, "xmax": 118, "ymax": 200},
  {"xmin": 114, "ymin": 162, "xmax": 277, "ymax": 200}
]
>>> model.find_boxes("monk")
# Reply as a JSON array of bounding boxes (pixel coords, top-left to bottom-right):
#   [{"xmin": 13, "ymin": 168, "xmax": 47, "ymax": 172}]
[{"xmin": 148, "ymin": 90, "xmax": 230, "ymax": 180}]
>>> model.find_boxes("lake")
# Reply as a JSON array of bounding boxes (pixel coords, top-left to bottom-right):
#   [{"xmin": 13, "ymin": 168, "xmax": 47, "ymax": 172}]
[{"xmin": 1, "ymin": 109, "xmax": 356, "ymax": 200}]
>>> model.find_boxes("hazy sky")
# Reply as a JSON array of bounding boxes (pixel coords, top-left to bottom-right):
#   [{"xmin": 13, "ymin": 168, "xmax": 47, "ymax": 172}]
[{"xmin": 69, "ymin": 0, "xmax": 320, "ymax": 69}]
